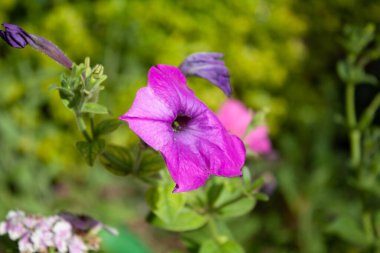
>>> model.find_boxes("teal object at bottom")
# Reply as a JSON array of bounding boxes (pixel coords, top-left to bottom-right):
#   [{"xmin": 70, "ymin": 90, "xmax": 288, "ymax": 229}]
[{"xmin": 100, "ymin": 227, "xmax": 152, "ymax": 253}]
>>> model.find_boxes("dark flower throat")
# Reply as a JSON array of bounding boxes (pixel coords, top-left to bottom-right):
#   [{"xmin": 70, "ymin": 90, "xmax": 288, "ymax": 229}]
[{"xmin": 172, "ymin": 115, "xmax": 191, "ymax": 132}]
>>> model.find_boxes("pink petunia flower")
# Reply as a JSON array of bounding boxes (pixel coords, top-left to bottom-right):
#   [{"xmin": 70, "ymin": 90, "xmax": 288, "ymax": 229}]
[
  {"xmin": 217, "ymin": 99, "xmax": 272, "ymax": 155},
  {"xmin": 120, "ymin": 65, "xmax": 246, "ymax": 192}
]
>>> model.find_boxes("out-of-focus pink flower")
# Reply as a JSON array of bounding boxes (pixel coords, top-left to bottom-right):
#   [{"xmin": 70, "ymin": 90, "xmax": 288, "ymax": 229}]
[
  {"xmin": 68, "ymin": 236, "xmax": 88, "ymax": 253},
  {"xmin": 217, "ymin": 99, "xmax": 272, "ymax": 155},
  {"xmin": 246, "ymin": 126, "xmax": 272, "ymax": 154}
]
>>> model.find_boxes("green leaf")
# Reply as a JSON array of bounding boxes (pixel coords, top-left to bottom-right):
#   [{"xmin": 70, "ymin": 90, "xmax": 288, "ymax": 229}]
[
  {"xmin": 148, "ymin": 207, "xmax": 207, "ymax": 232},
  {"xmin": 94, "ymin": 119, "xmax": 121, "ymax": 137},
  {"xmin": 146, "ymin": 183, "xmax": 186, "ymax": 223},
  {"xmin": 217, "ymin": 196, "xmax": 256, "ymax": 218},
  {"xmin": 76, "ymin": 139, "xmax": 105, "ymax": 166},
  {"xmin": 326, "ymin": 215, "xmax": 370, "ymax": 246},
  {"xmin": 137, "ymin": 149, "xmax": 165, "ymax": 177},
  {"xmin": 242, "ymin": 167, "xmax": 251, "ymax": 187},
  {"xmin": 99, "ymin": 145, "xmax": 134, "ymax": 176},
  {"xmin": 207, "ymin": 183, "xmax": 224, "ymax": 207},
  {"xmin": 254, "ymin": 192, "xmax": 269, "ymax": 201},
  {"xmin": 337, "ymin": 61, "xmax": 349, "ymax": 82},
  {"xmin": 81, "ymin": 103, "xmax": 108, "ymax": 114},
  {"xmin": 337, "ymin": 60, "xmax": 378, "ymax": 85},
  {"xmin": 146, "ymin": 183, "xmax": 207, "ymax": 232},
  {"xmin": 199, "ymin": 239, "xmax": 245, "ymax": 253}
]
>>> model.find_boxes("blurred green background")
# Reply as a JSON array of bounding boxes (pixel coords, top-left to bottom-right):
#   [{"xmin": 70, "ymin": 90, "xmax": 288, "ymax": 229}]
[{"xmin": 1, "ymin": 0, "xmax": 380, "ymax": 252}]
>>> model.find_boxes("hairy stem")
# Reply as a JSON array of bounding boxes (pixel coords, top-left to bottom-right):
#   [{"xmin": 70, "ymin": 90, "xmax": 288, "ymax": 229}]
[{"xmin": 75, "ymin": 112, "xmax": 92, "ymax": 142}]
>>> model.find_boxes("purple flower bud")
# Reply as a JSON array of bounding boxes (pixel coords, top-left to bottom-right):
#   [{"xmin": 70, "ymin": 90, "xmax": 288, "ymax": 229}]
[
  {"xmin": 179, "ymin": 52, "xmax": 232, "ymax": 96},
  {"xmin": 58, "ymin": 212, "xmax": 100, "ymax": 233},
  {"xmin": 0, "ymin": 23, "xmax": 73, "ymax": 69}
]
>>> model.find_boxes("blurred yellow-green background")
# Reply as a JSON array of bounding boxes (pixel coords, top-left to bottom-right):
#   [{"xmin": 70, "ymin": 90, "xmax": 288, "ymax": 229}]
[{"xmin": 1, "ymin": 0, "xmax": 380, "ymax": 252}]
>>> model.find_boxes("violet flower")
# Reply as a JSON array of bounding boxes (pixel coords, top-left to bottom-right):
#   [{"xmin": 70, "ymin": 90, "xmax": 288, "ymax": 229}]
[
  {"xmin": 120, "ymin": 65, "xmax": 245, "ymax": 192},
  {"xmin": 217, "ymin": 99, "xmax": 272, "ymax": 155},
  {"xmin": 0, "ymin": 23, "xmax": 72, "ymax": 69},
  {"xmin": 179, "ymin": 52, "xmax": 232, "ymax": 96},
  {"xmin": 59, "ymin": 212, "xmax": 100, "ymax": 233}
]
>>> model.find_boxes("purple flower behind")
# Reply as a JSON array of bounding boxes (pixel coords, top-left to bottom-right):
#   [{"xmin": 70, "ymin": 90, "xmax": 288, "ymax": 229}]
[
  {"xmin": 179, "ymin": 52, "xmax": 232, "ymax": 96},
  {"xmin": 120, "ymin": 65, "xmax": 245, "ymax": 192},
  {"xmin": 0, "ymin": 23, "xmax": 72, "ymax": 69},
  {"xmin": 59, "ymin": 212, "xmax": 100, "ymax": 233}
]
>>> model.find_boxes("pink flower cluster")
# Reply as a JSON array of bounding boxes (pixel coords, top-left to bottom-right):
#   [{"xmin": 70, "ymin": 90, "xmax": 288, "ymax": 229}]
[
  {"xmin": 217, "ymin": 99, "xmax": 272, "ymax": 155},
  {"xmin": 0, "ymin": 210, "xmax": 107, "ymax": 253}
]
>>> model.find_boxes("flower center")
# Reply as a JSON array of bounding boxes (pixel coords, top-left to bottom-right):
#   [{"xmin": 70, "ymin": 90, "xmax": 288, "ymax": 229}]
[{"xmin": 172, "ymin": 115, "xmax": 191, "ymax": 132}]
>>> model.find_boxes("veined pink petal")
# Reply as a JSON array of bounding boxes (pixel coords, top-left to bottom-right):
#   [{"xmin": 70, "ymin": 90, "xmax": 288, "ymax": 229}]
[
  {"xmin": 246, "ymin": 126, "xmax": 272, "ymax": 155},
  {"xmin": 120, "ymin": 65, "xmax": 246, "ymax": 192},
  {"xmin": 217, "ymin": 99, "xmax": 252, "ymax": 138},
  {"xmin": 148, "ymin": 64, "xmax": 194, "ymax": 110},
  {"xmin": 120, "ymin": 87, "xmax": 174, "ymax": 150},
  {"xmin": 161, "ymin": 142, "xmax": 210, "ymax": 193}
]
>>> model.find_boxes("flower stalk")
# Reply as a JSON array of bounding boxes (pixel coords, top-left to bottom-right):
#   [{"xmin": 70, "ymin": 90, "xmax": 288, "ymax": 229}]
[{"xmin": 345, "ymin": 83, "xmax": 361, "ymax": 168}]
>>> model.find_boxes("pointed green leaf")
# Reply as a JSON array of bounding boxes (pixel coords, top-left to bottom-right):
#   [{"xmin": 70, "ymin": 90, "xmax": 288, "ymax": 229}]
[
  {"xmin": 146, "ymin": 183, "xmax": 186, "ymax": 223},
  {"xmin": 81, "ymin": 103, "xmax": 108, "ymax": 114},
  {"xmin": 94, "ymin": 119, "xmax": 121, "ymax": 137},
  {"xmin": 137, "ymin": 149, "xmax": 165, "ymax": 177},
  {"xmin": 148, "ymin": 207, "xmax": 207, "ymax": 232},
  {"xmin": 217, "ymin": 196, "xmax": 256, "ymax": 218},
  {"xmin": 200, "ymin": 239, "xmax": 245, "ymax": 253},
  {"xmin": 99, "ymin": 145, "xmax": 133, "ymax": 176},
  {"xmin": 207, "ymin": 183, "xmax": 224, "ymax": 207},
  {"xmin": 76, "ymin": 139, "xmax": 105, "ymax": 166},
  {"xmin": 326, "ymin": 215, "xmax": 370, "ymax": 246}
]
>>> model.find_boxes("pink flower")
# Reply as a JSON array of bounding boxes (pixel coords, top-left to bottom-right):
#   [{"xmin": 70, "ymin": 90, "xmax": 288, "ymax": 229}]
[
  {"xmin": 217, "ymin": 99, "xmax": 272, "ymax": 155},
  {"xmin": 120, "ymin": 65, "xmax": 245, "ymax": 192},
  {"xmin": 68, "ymin": 236, "xmax": 88, "ymax": 253}
]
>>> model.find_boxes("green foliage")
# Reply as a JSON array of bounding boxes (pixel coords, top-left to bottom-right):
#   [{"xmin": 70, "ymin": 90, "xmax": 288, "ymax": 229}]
[
  {"xmin": 1, "ymin": 1, "xmax": 380, "ymax": 253},
  {"xmin": 199, "ymin": 239, "xmax": 245, "ymax": 253}
]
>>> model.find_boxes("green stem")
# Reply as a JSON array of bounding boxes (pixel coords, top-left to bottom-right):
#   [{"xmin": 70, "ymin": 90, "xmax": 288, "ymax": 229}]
[
  {"xmin": 363, "ymin": 212, "xmax": 375, "ymax": 244},
  {"xmin": 75, "ymin": 112, "xmax": 92, "ymax": 142},
  {"xmin": 346, "ymin": 84, "xmax": 361, "ymax": 168},
  {"xmin": 208, "ymin": 217, "xmax": 223, "ymax": 243},
  {"xmin": 359, "ymin": 93, "xmax": 380, "ymax": 130}
]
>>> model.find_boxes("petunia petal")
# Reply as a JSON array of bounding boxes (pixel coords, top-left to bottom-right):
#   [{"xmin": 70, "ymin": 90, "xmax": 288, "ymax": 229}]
[
  {"xmin": 120, "ymin": 87, "xmax": 174, "ymax": 150},
  {"xmin": 148, "ymin": 64, "xmax": 194, "ymax": 111},
  {"xmin": 162, "ymin": 108, "xmax": 245, "ymax": 192},
  {"xmin": 161, "ymin": 141, "xmax": 210, "ymax": 193}
]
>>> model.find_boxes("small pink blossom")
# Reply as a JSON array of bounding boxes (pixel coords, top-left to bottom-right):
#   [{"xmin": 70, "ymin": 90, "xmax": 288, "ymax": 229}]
[
  {"xmin": 68, "ymin": 236, "xmax": 88, "ymax": 253},
  {"xmin": 53, "ymin": 220, "xmax": 73, "ymax": 252},
  {"xmin": 0, "ymin": 210, "xmax": 114, "ymax": 253},
  {"xmin": 217, "ymin": 99, "xmax": 272, "ymax": 155}
]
